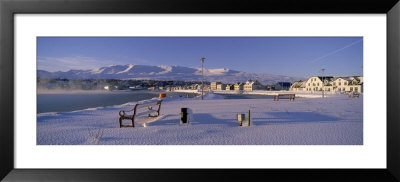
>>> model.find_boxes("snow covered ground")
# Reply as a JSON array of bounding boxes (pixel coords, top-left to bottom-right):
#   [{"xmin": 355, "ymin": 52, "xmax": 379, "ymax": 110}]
[{"xmin": 37, "ymin": 93, "xmax": 363, "ymax": 145}]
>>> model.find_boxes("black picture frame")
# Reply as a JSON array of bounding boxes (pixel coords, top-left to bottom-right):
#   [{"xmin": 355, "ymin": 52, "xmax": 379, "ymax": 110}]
[{"xmin": 1, "ymin": 0, "xmax": 399, "ymax": 181}]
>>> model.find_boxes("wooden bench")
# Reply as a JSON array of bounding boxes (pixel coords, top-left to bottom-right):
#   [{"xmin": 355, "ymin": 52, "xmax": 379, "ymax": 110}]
[
  {"xmin": 274, "ymin": 94, "xmax": 295, "ymax": 101},
  {"xmin": 118, "ymin": 100, "xmax": 162, "ymax": 128},
  {"xmin": 348, "ymin": 92, "xmax": 360, "ymax": 98}
]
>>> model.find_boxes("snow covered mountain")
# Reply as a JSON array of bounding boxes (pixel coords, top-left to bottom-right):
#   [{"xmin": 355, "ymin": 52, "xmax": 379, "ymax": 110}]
[{"xmin": 37, "ymin": 64, "xmax": 304, "ymax": 84}]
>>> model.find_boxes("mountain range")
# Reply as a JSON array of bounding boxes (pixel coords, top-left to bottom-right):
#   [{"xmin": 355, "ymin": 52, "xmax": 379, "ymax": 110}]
[{"xmin": 37, "ymin": 64, "xmax": 304, "ymax": 84}]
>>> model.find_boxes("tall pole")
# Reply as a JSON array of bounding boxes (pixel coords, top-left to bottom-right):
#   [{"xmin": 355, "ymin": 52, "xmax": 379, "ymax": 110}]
[
  {"xmin": 201, "ymin": 57, "xmax": 206, "ymax": 100},
  {"xmin": 321, "ymin": 68, "xmax": 325, "ymax": 98}
]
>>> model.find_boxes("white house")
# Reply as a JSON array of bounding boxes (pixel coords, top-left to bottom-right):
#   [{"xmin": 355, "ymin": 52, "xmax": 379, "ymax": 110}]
[
  {"xmin": 210, "ymin": 82, "xmax": 221, "ymax": 90},
  {"xmin": 293, "ymin": 75, "xmax": 363, "ymax": 93},
  {"xmin": 216, "ymin": 83, "xmax": 226, "ymax": 90},
  {"xmin": 305, "ymin": 76, "xmax": 334, "ymax": 92},
  {"xmin": 333, "ymin": 76, "xmax": 363, "ymax": 93},
  {"xmin": 289, "ymin": 81, "xmax": 306, "ymax": 91},
  {"xmin": 234, "ymin": 83, "xmax": 244, "ymax": 91},
  {"xmin": 225, "ymin": 84, "xmax": 234, "ymax": 90},
  {"xmin": 244, "ymin": 80, "xmax": 264, "ymax": 91}
]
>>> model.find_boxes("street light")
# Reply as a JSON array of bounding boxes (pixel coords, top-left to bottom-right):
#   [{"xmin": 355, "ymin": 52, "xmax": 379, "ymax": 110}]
[
  {"xmin": 200, "ymin": 57, "xmax": 206, "ymax": 100},
  {"xmin": 321, "ymin": 68, "xmax": 325, "ymax": 98}
]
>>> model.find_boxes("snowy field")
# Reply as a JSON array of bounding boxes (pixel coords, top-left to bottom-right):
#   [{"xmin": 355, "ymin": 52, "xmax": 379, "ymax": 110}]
[{"xmin": 37, "ymin": 93, "xmax": 363, "ymax": 145}]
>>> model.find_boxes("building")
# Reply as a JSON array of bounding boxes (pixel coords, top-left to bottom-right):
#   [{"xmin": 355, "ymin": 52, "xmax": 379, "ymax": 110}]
[
  {"xmin": 234, "ymin": 83, "xmax": 244, "ymax": 91},
  {"xmin": 216, "ymin": 83, "xmax": 226, "ymax": 90},
  {"xmin": 210, "ymin": 82, "xmax": 221, "ymax": 90},
  {"xmin": 225, "ymin": 84, "xmax": 234, "ymax": 90},
  {"xmin": 347, "ymin": 76, "xmax": 363, "ymax": 93},
  {"xmin": 289, "ymin": 81, "xmax": 306, "ymax": 91},
  {"xmin": 275, "ymin": 82, "xmax": 292, "ymax": 91},
  {"xmin": 305, "ymin": 76, "xmax": 334, "ymax": 92},
  {"xmin": 244, "ymin": 80, "xmax": 264, "ymax": 91},
  {"xmin": 190, "ymin": 84, "xmax": 200, "ymax": 90},
  {"xmin": 293, "ymin": 75, "xmax": 363, "ymax": 93},
  {"xmin": 333, "ymin": 76, "xmax": 363, "ymax": 93}
]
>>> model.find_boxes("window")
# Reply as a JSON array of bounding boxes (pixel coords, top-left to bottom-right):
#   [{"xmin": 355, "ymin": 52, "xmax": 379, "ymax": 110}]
[
  {"xmin": 350, "ymin": 87, "xmax": 353, "ymax": 91},
  {"xmin": 355, "ymin": 87, "xmax": 358, "ymax": 92},
  {"xmin": 344, "ymin": 82, "xmax": 347, "ymax": 85},
  {"xmin": 333, "ymin": 82, "xmax": 336, "ymax": 86},
  {"xmin": 339, "ymin": 82, "xmax": 341, "ymax": 86},
  {"xmin": 343, "ymin": 88, "xmax": 346, "ymax": 91},
  {"xmin": 313, "ymin": 83, "xmax": 315, "ymax": 86},
  {"xmin": 317, "ymin": 83, "xmax": 319, "ymax": 86},
  {"xmin": 308, "ymin": 83, "xmax": 310, "ymax": 86}
]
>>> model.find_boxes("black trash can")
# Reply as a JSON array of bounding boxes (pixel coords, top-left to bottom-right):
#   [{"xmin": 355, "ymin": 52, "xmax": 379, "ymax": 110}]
[{"xmin": 181, "ymin": 108, "xmax": 188, "ymax": 124}]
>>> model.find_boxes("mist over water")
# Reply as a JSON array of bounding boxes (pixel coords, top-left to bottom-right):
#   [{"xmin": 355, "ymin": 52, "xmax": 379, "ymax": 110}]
[{"xmin": 37, "ymin": 90, "xmax": 198, "ymax": 114}]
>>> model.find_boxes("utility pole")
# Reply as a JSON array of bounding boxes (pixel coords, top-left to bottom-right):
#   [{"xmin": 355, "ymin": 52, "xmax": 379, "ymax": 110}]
[
  {"xmin": 201, "ymin": 57, "xmax": 206, "ymax": 100},
  {"xmin": 321, "ymin": 68, "xmax": 325, "ymax": 98}
]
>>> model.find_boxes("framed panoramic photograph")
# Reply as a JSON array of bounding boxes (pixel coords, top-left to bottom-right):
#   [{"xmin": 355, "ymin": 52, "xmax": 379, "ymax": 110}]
[{"xmin": 1, "ymin": 0, "xmax": 400, "ymax": 181}]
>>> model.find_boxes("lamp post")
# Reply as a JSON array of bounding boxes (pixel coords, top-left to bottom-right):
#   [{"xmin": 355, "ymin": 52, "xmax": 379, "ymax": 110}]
[
  {"xmin": 321, "ymin": 68, "xmax": 325, "ymax": 98},
  {"xmin": 201, "ymin": 57, "xmax": 206, "ymax": 100}
]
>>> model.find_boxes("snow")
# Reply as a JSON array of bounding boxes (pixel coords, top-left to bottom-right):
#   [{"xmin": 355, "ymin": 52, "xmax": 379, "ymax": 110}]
[
  {"xmin": 90, "ymin": 68, "xmax": 105, "ymax": 74},
  {"xmin": 158, "ymin": 65, "xmax": 173, "ymax": 74},
  {"xmin": 38, "ymin": 64, "xmax": 304, "ymax": 84},
  {"xmin": 206, "ymin": 68, "xmax": 230, "ymax": 75},
  {"xmin": 116, "ymin": 64, "xmax": 134, "ymax": 74},
  {"xmin": 37, "ymin": 93, "xmax": 363, "ymax": 145}
]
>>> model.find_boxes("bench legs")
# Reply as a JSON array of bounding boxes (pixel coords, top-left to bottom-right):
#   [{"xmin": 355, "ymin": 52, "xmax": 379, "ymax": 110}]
[
  {"xmin": 119, "ymin": 117, "xmax": 135, "ymax": 128},
  {"xmin": 149, "ymin": 104, "xmax": 162, "ymax": 117}
]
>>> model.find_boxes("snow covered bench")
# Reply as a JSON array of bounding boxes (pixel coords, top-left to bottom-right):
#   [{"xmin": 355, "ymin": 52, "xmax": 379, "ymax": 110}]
[
  {"xmin": 274, "ymin": 94, "xmax": 295, "ymax": 101},
  {"xmin": 118, "ymin": 100, "xmax": 162, "ymax": 128}
]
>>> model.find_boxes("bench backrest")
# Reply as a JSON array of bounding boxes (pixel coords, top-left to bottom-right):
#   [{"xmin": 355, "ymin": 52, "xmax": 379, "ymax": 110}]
[
  {"xmin": 136, "ymin": 100, "xmax": 162, "ymax": 110},
  {"xmin": 278, "ymin": 94, "xmax": 295, "ymax": 96}
]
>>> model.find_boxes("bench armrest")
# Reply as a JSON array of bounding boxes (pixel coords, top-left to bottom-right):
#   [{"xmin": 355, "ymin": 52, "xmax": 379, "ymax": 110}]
[
  {"xmin": 119, "ymin": 110, "xmax": 126, "ymax": 117},
  {"xmin": 119, "ymin": 104, "xmax": 139, "ymax": 117}
]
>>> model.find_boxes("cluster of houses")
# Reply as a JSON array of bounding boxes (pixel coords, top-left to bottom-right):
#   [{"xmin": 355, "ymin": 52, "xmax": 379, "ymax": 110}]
[
  {"xmin": 207, "ymin": 75, "xmax": 363, "ymax": 93},
  {"xmin": 290, "ymin": 76, "xmax": 363, "ymax": 93},
  {"xmin": 101, "ymin": 75, "xmax": 363, "ymax": 93},
  {"xmin": 210, "ymin": 80, "xmax": 291, "ymax": 91}
]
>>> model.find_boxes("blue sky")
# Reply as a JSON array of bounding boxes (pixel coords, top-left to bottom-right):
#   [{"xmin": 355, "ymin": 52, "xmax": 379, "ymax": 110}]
[{"xmin": 37, "ymin": 37, "xmax": 363, "ymax": 78}]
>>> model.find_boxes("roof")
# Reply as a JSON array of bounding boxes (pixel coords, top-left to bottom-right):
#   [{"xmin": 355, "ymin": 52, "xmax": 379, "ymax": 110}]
[
  {"xmin": 291, "ymin": 81, "xmax": 306, "ymax": 88},
  {"xmin": 317, "ymin": 76, "xmax": 334, "ymax": 81},
  {"xmin": 246, "ymin": 80, "xmax": 261, "ymax": 85}
]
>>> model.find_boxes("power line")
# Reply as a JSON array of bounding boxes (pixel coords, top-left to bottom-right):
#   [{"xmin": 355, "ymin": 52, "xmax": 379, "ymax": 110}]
[{"xmin": 309, "ymin": 39, "xmax": 363, "ymax": 64}]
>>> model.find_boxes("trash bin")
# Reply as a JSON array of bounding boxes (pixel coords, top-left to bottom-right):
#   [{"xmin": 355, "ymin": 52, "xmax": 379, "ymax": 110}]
[
  {"xmin": 237, "ymin": 114, "xmax": 245, "ymax": 126},
  {"xmin": 181, "ymin": 108, "xmax": 188, "ymax": 124}
]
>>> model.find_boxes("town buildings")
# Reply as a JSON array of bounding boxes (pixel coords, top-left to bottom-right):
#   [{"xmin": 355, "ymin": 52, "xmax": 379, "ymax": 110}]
[
  {"xmin": 244, "ymin": 80, "xmax": 265, "ymax": 91},
  {"xmin": 234, "ymin": 83, "xmax": 244, "ymax": 91},
  {"xmin": 210, "ymin": 82, "xmax": 221, "ymax": 90},
  {"xmin": 290, "ymin": 76, "xmax": 363, "ymax": 93}
]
